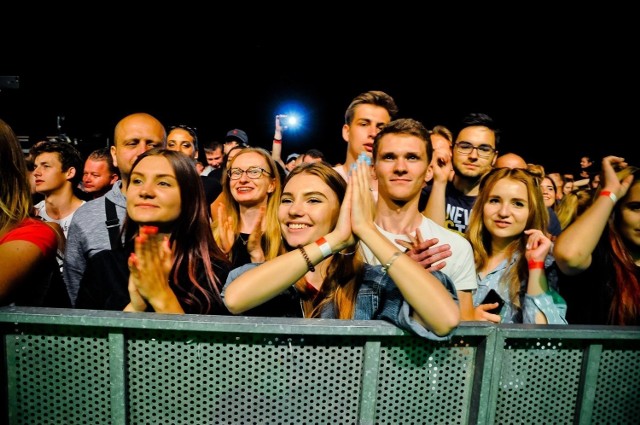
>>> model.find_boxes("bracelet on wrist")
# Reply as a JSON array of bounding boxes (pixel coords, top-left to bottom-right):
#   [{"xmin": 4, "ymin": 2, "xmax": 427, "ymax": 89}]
[
  {"xmin": 298, "ymin": 245, "xmax": 315, "ymax": 272},
  {"xmin": 382, "ymin": 251, "xmax": 403, "ymax": 274},
  {"xmin": 528, "ymin": 260, "xmax": 545, "ymax": 270},
  {"xmin": 315, "ymin": 237, "xmax": 332, "ymax": 258},
  {"xmin": 273, "ymin": 138, "xmax": 282, "ymax": 144},
  {"xmin": 599, "ymin": 190, "xmax": 617, "ymax": 204}
]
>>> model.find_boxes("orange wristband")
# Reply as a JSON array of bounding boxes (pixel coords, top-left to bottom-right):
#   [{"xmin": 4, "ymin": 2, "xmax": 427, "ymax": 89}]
[
  {"xmin": 315, "ymin": 237, "xmax": 332, "ymax": 258},
  {"xmin": 599, "ymin": 190, "xmax": 617, "ymax": 203},
  {"xmin": 528, "ymin": 260, "xmax": 545, "ymax": 270}
]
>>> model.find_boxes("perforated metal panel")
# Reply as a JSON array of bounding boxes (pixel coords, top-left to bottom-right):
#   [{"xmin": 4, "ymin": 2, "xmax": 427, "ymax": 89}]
[
  {"xmin": 374, "ymin": 335, "xmax": 479, "ymax": 424},
  {"xmin": 591, "ymin": 341, "xmax": 640, "ymax": 424},
  {"xmin": 494, "ymin": 338, "xmax": 583, "ymax": 424},
  {"xmin": 126, "ymin": 330, "xmax": 364, "ymax": 424},
  {"xmin": 3, "ymin": 309, "xmax": 640, "ymax": 425},
  {"xmin": 5, "ymin": 325, "xmax": 112, "ymax": 425}
]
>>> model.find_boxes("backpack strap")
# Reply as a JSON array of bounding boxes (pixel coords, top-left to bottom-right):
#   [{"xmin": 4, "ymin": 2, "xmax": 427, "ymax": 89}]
[{"xmin": 105, "ymin": 198, "xmax": 121, "ymax": 250}]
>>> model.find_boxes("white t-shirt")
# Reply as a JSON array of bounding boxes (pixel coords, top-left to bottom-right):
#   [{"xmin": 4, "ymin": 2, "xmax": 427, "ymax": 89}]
[
  {"xmin": 35, "ymin": 200, "xmax": 86, "ymax": 239},
  {"xmin": 359, "ymin": 216, "xmax": 477, "ymax": 291}
]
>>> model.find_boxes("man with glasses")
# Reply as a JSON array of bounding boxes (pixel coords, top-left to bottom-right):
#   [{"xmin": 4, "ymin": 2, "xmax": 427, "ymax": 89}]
[{"xmin": 420, "ymin": 113, "xmax": 500, "ymax": 234}]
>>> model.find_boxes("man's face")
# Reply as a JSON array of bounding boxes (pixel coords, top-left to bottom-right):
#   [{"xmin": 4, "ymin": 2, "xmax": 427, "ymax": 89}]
[
  {"xmin": 342, "ymin": 104, "xmax": 391, "ymax": 162},
  {"xmin": 83, "ymin": 158, "xmax": 118, "ymax": 195},
  {"xmin": 452, "ymin": 126, "xmax": 497, "ymax": 179},
  {"xmin": 206, "ymin": 147, "xmax": 224, "ymax": 168},
  {"xmin": 33, "ymin": 152, "xmax": 72, "ymax": 195},
  {"xmin": 374, "ymin": 134, "xmax": 429, "ymax": 203},
  {"xmin": 111, "ymin": 116, "xmax": 165, "ymax": 181}
]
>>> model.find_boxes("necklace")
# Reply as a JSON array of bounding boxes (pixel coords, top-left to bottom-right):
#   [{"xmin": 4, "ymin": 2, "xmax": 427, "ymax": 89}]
[{"xmin": 238, "ymin": 234, "xmax": 248, "ymax": 245}]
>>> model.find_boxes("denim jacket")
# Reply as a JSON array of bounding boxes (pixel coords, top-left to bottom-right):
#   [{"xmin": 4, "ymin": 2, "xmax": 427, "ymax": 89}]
[
  {"xmin": 472, "ymin": 255, "xmax": 567, "ymax": 324},
  {"xmin": 223, "ymin": 263, "xmax": 459, "ymax": 341}
]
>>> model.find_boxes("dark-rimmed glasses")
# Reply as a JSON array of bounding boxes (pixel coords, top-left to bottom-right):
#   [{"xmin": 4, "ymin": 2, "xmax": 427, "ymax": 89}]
[
  {"xmin": 227, "ymin": 166, "xmax": 272, "ymax": 180},
  {"xmin": 455, "ymin": 141, "xmax": 496, "ymax": 158}
]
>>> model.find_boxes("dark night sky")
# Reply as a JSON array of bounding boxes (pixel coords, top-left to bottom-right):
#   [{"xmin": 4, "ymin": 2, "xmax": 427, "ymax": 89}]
[{"xmin": 2, "ymin": 20, "xmax": 637, "ymax": 175}]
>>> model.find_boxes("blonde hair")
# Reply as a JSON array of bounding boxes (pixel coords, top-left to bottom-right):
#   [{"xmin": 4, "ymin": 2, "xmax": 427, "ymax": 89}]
[
  {"xmin": 0, "ymin": 119, "xmax": 32, "ymax": 235},
  {"xmin": 213, "ymin": 147, "xmax": 284, "ymax": 262},
  {"xmin": 555, "ymin": 192, "xmax": 579, "ymax": 230}
]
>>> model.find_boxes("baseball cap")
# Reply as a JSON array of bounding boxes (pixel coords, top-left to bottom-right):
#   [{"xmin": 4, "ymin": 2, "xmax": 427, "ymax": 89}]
[
  {"xmin": 286, "ymin": 153, "xmax": 300, "ymax": 163},
  {"xmin": 225, "ymin": 129, "xmax": 248, "ymax": 146}
]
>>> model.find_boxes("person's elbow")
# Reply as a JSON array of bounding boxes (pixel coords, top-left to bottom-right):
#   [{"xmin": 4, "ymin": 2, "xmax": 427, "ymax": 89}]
[
  {"xmin": 432, "ymin": 307, "xmax": 461, "ymax": 336},
  {"xmin": 221, "ymin": 287, "xmax": 248, "ymax": 315}
]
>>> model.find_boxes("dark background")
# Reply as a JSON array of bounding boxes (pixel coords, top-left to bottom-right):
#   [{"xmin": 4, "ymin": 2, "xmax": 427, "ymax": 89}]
[{"xmin": 2, "ymin": 15, "xmax": 637, "ymax": 175}]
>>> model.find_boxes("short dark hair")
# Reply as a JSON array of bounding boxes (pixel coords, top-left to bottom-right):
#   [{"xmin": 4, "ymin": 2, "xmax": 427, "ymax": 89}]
[
  {"xmin": 87, "ymin": 147, "xmax": 118, "ymax": 176},
  {"xmin": 457, "ymin": 113, "xmax": 501, "ymax": 146},
  {"xmin": 372, "ymin": 118, "xmax": 432, "ymax": 163},
  {"xmin": 31, "ymin": 141, "xmax": 84, "ymax": 186}
]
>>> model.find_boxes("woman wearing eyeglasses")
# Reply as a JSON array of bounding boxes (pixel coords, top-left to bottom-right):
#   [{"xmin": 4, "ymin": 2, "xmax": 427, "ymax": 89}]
[{"xmin": 212, "ymin": 147, "xmax": 284, "ymax": 271}]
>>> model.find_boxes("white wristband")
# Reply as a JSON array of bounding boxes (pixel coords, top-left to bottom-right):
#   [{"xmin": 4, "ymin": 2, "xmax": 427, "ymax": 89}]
[{"xmin": 315, "ymin": 237, "xmax": 332, "ymax": 258}]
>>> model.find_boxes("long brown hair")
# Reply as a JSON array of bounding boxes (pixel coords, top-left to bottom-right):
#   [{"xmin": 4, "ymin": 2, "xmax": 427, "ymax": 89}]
[
  {"xmin": 601, "ymin": 170, "xmax": 640, "ymax": 324},
  {"xmin": 284, "ymin": 163, "xmax": 364, "ymax": 319},
  {"xmin": 124, "ymin": 149, "xmax": 230, "ymax": 314},
  {"xmin": 466, "ymin": 167, "xmax": 549, "ymax": 308}
]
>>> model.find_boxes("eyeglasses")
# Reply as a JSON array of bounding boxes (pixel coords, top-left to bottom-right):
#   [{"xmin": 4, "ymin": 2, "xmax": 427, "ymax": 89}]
[
  {"xmin": 227, "ymin": 166, "xmax": 272, "ymax": 180},
  {"xmin": 455, "ymin": 141, "xmax": 496, "ymax": 158}
]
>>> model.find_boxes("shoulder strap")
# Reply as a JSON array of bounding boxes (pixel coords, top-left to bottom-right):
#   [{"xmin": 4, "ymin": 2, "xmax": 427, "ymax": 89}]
[{"xmin": 105, "ymin": 197, "xmax": 121, "ymax": 250}]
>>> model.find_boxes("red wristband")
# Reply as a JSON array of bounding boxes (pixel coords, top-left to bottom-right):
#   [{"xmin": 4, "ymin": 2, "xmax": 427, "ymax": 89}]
[
  {"xmin": 528, "ymin": 260, "xmax": 545, "ymax": 270},
  {"xmin": 273, "ymin": 138, "xmax": 282, "ymax": 144},
  {"xmin": 599, "ymin": 190, "xmax": 617, "ymax": 203}
]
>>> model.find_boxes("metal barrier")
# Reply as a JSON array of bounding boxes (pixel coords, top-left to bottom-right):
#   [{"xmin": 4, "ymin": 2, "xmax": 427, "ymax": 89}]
[{"xmin": 1, "ymin": 306, "xmax": 639, "ymax": 425}]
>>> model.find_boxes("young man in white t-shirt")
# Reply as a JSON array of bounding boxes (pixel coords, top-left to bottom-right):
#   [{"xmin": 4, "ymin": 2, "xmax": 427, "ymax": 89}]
[
  {"xmin": 31, "ymin": 141, "xmax": 86, "ymax": 238},
  {"xmin": 358, "ymin": 118, "xmax": 478, "ymax": 320}
]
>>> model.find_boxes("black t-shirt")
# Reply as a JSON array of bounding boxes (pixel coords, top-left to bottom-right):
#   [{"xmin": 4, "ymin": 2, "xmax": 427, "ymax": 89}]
[
  {"xmin": 419, "ymin": 182, "xmax": 477, "ymax": 234},
  {"xmin": 76, "ymin": 247, "xmax": 230, "ymax": 314}
]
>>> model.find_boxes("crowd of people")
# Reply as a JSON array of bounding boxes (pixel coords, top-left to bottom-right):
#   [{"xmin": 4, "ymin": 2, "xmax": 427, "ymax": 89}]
[{"xmin": 1, "ymin": 89, "xmax": 639, "ymax": 341}]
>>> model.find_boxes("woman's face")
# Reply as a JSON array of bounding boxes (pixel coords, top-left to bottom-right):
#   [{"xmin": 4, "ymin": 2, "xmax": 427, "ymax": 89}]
[
  {"xmin": 279, "ymin": 173, "xmax": 340, "ymax": 247},
  {"xmin": 540, "ymin": 177, "xmax": 556, "ymax": 208},
  {"xmin": 127, "ymin": 155, "xmax": 181, "ymax": 226},
  {"xmin": 482, "ymin": 178, "xmax": 530, "ymax": 243},
  {"xmin": 619, "ymin": 180, "xmax": 640, "ymax": 249},
  {"xmin": 563, "ymin": 181, "xmax": 574, "ymax": 195},
  {"xmin": 166, "ymin": 128, "xmax": 196, "ymax": 159},
  {"xmin": 228, "ymin": 152, "xmax": 275, "ymax": 206}
]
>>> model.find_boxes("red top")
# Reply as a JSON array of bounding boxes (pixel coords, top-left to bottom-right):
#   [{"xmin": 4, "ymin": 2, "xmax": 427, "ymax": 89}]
[{"xmin": 0, "ymin": 218, "xmax": 58, "ymax": 257}]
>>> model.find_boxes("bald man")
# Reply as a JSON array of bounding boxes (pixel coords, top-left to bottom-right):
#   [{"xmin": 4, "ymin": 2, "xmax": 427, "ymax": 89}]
[{"xmin": 495, "ymin": 152, "xmax": 527, "ymax": 169}]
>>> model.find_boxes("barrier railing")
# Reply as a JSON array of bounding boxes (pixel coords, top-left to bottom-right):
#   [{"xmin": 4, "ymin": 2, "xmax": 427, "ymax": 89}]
[{"xmin": 1, "ymin": 306, "xmax": 639, "ymax": 424}]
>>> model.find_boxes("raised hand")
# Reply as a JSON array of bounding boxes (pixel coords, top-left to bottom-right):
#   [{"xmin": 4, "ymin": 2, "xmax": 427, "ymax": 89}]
[
  {"xmin": 524, "ymin": 229, "xmax": 552, "ymax": 263},
  {"xmin": 216, "ymin": 204, "xmax": 235, "ymax": 254},
  {"xmin": 246, "ymin": 205, "xmax": 266, "ymax": 262},
  {"xmin": 127, "ymin": 226, "xmax": 182, "ymax": 313},
  {"xmin": 349, "ymin": 157, "xmax": 376, "ymax": 238}
]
